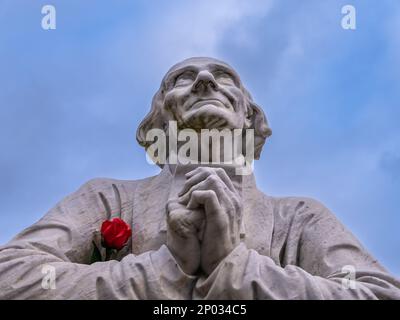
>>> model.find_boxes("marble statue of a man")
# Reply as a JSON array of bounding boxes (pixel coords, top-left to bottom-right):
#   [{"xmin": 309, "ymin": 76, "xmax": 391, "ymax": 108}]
[{"xmin": 0, "ymin": 57, "xmax": 399, "ymax": 300}]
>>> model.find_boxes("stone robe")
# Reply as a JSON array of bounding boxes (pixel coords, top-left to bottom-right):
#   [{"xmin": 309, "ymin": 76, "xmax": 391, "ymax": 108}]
[{"xmin": 0, "ymin": 165, "xmax": 399, "ymax": 299}]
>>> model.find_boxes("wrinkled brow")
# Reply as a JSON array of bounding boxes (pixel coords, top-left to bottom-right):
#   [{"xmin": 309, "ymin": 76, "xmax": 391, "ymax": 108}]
[
  {"xmin": 163, "ymin": 63, "xmax": 241, "ymax": 89},
  {"xmin": 163, "ymin": 66, "xmax": 199, "ymax": 89},
  {"xmin": 207, "ymin": 63, "xmax": 241, "ymax": 87}
]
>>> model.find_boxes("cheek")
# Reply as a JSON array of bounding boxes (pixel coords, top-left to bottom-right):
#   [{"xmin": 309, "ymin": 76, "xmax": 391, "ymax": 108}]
[
  {"xmin": 164, "ymin": 89, "xmax": 191, "ymax": 112},
  {"xmin": 226, "ymin": 87, "xmax": 247, "ymax": 112},
  {"xmin": 231, "ymin": 87, "xmax": 245, "ymax": 99},
  {"xmin": 226, "ymin": 87, "xmax": 248, "ymax": 126}
]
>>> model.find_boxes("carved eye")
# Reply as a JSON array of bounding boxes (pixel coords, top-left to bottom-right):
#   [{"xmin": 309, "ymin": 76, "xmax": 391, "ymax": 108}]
[
  {"xmin": 174, "ymin": 71, "xmax": 196, "ymax": 87},
  {"xmin": 214, "ymin": 70, "xmax": 236, "ymax": 86}
]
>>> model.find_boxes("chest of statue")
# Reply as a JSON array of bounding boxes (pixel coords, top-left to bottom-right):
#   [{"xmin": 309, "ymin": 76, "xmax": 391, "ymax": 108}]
[{"xmin": 129, "ymin": 169, "xmax": 275, "ymax": 260}]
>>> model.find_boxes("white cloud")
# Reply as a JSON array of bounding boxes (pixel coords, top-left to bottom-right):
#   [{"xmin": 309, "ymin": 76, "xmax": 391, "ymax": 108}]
[
  {"xmin": 153, "ymin": 0, "xmax": 274, "ymax": 58},
  {"xmin": 105, "ymin": 0, "xmax": 274, "ymax": 75}
]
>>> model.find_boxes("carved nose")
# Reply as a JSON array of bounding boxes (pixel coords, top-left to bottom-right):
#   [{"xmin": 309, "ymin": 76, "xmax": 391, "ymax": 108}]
[{"xmin": 192, "ymin": 70, "xmax": 218, "ymax": 93}]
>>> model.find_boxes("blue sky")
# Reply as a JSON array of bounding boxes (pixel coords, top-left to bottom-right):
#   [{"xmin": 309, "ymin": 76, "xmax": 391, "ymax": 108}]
[{"xmin": 0, "ymin": 0, "xmax": 399, "ymax": 276}]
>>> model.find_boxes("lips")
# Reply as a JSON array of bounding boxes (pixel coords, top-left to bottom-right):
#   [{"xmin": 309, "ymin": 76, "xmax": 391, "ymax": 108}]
[{"xmin": 189, "ymin": 99, "xmax": 228, "ymax": 110}]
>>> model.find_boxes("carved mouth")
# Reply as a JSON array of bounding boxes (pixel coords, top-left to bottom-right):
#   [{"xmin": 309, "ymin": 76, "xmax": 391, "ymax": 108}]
[{"xmin": 190, "ymin": 99, "xmax": 228, "ymax": 110}]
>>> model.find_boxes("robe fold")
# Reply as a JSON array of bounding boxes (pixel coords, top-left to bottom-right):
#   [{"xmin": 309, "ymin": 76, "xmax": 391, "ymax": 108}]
[{"xmin": 0, "ymin": 166, "xmax": 399, "ymax": 299}]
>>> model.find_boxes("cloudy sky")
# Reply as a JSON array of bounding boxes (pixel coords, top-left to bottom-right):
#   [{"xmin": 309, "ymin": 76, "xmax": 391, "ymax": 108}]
[{"xmin": 0, "ymin": 0, "xmax": 399, "ymax": 275}]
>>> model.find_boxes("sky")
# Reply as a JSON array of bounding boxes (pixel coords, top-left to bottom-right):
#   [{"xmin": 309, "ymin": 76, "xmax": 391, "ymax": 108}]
[{"xmin": 0, "ymin": 0, "xmax": 399, "ymax": 276}]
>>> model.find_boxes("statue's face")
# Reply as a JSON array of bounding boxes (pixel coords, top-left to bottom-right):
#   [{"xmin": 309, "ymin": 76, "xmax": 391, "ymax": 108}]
[{"xmin": 162, "ymin": 57, "xmax": 248, "ymax": 130}]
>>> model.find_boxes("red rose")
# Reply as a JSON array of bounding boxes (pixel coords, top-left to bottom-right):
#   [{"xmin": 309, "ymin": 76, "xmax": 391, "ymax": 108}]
[{"xmin": 101, "ymin": 218, "xmax": 132, "ymax": 250}]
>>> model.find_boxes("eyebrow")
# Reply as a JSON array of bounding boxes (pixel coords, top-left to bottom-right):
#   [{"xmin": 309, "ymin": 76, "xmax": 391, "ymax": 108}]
[
  {"xmin": 207, "ymin": 64, "xmax": 241, "ymax": 86},
  {"xmin": 164, "ymin": 66, "xmax": 198, "ymax": 88},
  {"xmin": 163, "ymin": 63, "xmax": 241, "ymax": 88}
]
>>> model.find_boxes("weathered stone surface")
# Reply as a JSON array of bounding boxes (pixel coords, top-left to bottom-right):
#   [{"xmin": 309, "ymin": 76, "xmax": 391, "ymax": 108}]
[{"xmin": 0, "ymin": 57, "xmax": 399, "ymax": 299}]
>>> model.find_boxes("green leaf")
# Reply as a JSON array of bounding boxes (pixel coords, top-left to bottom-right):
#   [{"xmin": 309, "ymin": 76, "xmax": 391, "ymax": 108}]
[
  {"xmin": 105, "ymin": 247, "xmax": 114, "ymax": 261},
  {"xmin": 90, "ymin": 241, "xmax": 103, "ymax": 264}
]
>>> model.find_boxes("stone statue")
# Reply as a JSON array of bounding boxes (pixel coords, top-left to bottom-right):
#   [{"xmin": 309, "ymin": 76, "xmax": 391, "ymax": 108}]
[{"xmin": 0, "ymin": 57, "xmax": 399, "ymax": 300}]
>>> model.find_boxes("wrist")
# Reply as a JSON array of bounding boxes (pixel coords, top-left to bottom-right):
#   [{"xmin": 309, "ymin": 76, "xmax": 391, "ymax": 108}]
[{"xmin": 201, "ymin": 240, "xmax": 242, "ymax": 275}]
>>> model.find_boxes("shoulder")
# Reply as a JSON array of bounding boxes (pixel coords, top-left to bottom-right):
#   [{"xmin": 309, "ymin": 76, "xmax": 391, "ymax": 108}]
[
  {"xmin": 47, "ymin": 174, "xmax": 161, "ymax": 220},
  {"xmin": 265, "ymin": 195, "xmax": 333, "ymax": 222},
  {"xmin": 79, "ymin": 175, "xmax": 158, "ymax": 196},
  {"xmin": 58, "ymin": 174, "xmax": 161, "ymax": 213}
]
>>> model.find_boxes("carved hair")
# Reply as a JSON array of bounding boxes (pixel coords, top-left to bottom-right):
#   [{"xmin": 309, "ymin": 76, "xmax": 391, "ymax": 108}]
[{"xmin": 136, "ymin": 60, "xmax": 272, "ymax": 161}]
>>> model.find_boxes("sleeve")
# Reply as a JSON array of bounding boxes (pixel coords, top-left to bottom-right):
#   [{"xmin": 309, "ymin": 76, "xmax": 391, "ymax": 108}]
[
  {"xmin": 193, "ymin": 198, "xmax": 400, "ymax": 300},
  {"xmin": 0, "ymin": 179, "xmax": 196, "ymax": 300}
]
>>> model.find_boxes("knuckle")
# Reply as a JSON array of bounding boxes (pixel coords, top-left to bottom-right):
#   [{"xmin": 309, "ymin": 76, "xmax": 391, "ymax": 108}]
[
  {"xmin": 166, "ymin": 210, "xmax": 176, "ymax": 222},
  {"xmin": 197, "ymin": 167, "xmax": 208, "ymax": 174},
  {"xmin": 167, "ymin": 209, "xmax": 183, "ymax": 221},
  {"xmin": 215, "ymin": 168, "xmax": 225, "ymax": 175},
  {"xmin": 206, "ymin": 174, "xmax": 222, "ymax": 187},
  {"xmin": 191, "ymin": 190, "xmax": 201, "ymax": 197},
  {"xmin": 207, "ymin": 175, "xmax": 217, "ymax": 183},
  {"xmin": 166, "ymin": 199, "xmax": 179, "ymax": 211},
  {"xmin": 215, "ymin": 168, "xmax": 226, "ymax": 177},
  {"xmin": 206, "ymin": 190, "xmax": 217, "ymax": 199}
]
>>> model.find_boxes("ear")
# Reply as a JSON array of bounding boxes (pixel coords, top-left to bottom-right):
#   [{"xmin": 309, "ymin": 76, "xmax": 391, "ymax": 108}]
[
  {"xmin": 136, "ymin": 89, "xmax": 165, "ymax": 148},
  {"xmin": 246, "ymin": 100, "xmax": 272, "ymax": 160}
]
